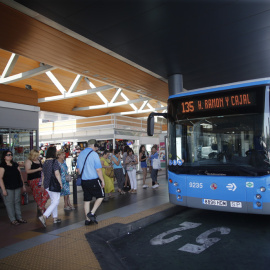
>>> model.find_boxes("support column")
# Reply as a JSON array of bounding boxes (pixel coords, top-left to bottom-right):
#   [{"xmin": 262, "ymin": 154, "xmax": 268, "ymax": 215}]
[{"xmin": 168, "ymin": 74, "xmax": 183, "ymax": 96}]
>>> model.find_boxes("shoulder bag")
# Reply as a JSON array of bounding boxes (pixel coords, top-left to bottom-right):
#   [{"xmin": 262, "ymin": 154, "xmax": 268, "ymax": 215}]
[
  {"xmin": 49, "ymin": 160, "xmax": 62, "ymax": 192},
  {"xmin": 66, "ymin": 174, "xmax": 72, "ymax": 182},
  {"xmin": 105, "ymin": 167, "xmax": 114, "ymax": 178},
  {"xmin": 153, "ymin": 158, "xmax": 161, "ymax": 170},
  {"xmin": 76, "ymin": 150, "xmax": 93, "ymax": 186}
]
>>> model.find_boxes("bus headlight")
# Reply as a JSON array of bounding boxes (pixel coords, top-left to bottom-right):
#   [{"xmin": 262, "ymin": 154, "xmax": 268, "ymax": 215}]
[
  {"xmin": 177, "ymin": 195, "xmax": 182, "ymax": 200},
  {"xmin": 256, "ymin": 194, "xmax": 262, "ymax": 199},
  {"xmin": 256, "ymin": 202, "xmax": 262, "ymax": 207},
  {"xmin": 260, "ymin": 187, "xmax": 266, "ymax": 192},
  {"xmin": 177, "ymin": 188, "xmax": 181, "ymax": 193},
  {"xmin": 174, "ymin": 182, "xmax": 178, "ymax": 186}
]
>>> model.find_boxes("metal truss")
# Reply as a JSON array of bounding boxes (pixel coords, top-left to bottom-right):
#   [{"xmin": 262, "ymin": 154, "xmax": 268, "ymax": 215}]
[{"xmin": 0, "ymin": 52, "xmax": 167, "ymax": 115}]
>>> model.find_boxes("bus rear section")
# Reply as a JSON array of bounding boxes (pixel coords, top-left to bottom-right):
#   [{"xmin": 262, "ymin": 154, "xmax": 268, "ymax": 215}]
[{"xmin": 167, "ymin": 80, "xmax": 270, "ymax": 214}]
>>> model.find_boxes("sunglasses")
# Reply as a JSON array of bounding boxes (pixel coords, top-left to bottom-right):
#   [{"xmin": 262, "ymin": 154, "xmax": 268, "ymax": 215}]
[{"xmin": 6, "ymin": 154, "xmax": 13, "ymax": 156}]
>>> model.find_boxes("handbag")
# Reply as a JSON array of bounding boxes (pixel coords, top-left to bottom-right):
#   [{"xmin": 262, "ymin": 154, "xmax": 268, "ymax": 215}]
[
  {"xmin": 153, "ymin": 158, "xmax": 161, "ymax": 170},
  {"xmin": 49, "ymin": 160, "xmax": 61, "ymax": 192},
  {"xmin": 38, "ymin": 177, "xmax": 42, "ymax": 187},
  {"xmin": 76, "ymin": 150, "xmax": 93, "ymax": 186},
  {"xmin": 105, "ymin": 167, "xmax": 114, "ymax": 178},
  {"xmin": 66, "ymin": 174, "xmax": 72, "ymax": 182},
  {"xmin": 21, "ymin": 192, "xmax": 29, "ymax": 205},
  {"xmin": 38, "ymin": 169, "xmax": 43, "ymax": 187},
  {"xmin": 126, "ymin": 166, "xmax": 134, "ymax": 171}
]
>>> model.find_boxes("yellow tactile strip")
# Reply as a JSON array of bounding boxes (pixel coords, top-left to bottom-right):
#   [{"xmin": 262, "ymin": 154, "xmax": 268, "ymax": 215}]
[{"xmin": 0, "ymin": 203, "xmax": 174, "ymax": 270}]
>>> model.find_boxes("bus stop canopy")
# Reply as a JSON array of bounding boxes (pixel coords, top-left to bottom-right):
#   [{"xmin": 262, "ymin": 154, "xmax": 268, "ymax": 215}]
[{"xmin": 1, "ymin": 0, "xmax": 270, "ymax": 118}]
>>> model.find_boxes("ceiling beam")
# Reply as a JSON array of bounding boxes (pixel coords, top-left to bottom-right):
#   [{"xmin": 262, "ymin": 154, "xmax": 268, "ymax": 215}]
[
  {"xmin": 96, "ymin": 91, "xmax": 109, "ymax": 104},
  {"xmin": 110, "ymin": 88, "xmax": 122, "ymax": 103},
  {"xmin": 0, "ymin": 64, "xmax": 55, "ymax": 84},
  {"xmin": 38, "ymin": 85, "xmax": 114, "ymax": 103},
  {"xmin": 120, "ymin": 92, "xmax": 138, "ymax": 111},
  {"xmin": 1, "ymin": 53, "xmax": 19, "ymax": 78},
  {"xmin": 67, "ymin": 74, "xmax": 83, "ymax": 94},
  {"xmin": 46, "ymin": 71, "xmax": 67, "ymax": 95},
  {"xmin": 72, "ymin": 96, "xmax": 150, "ymax": 111},
  {"xmin": 85, "ymin": 77, "xmax": 109, "ymax": 104},
  {"xmin": 110, "ymin": 106, "xmax": 167, "ymax": 116},
  {"xmin": 139, "ymin": 100, "xmax": 149, "ymax": 111}
]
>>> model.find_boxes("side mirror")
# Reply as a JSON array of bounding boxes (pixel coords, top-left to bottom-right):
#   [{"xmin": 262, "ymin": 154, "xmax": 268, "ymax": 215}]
[
  {"xmin": 147, "ymin": 112, "xmax": 168, "ymax": 136},
  {"xmin": 147, "ymin": 113, "xmax": 155, "ymax": 136}
]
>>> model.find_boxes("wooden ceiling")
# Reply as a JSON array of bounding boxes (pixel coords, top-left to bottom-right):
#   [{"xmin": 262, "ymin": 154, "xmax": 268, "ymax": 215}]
[{"xmin": 0, "ymin": 3, "xmax": 168, "ymax": 118}]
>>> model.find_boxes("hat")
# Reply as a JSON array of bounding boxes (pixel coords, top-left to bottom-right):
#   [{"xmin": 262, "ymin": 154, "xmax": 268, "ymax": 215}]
[{"xmin": 88, "ymin": 139, "xmax": 96, "ymax": 145}]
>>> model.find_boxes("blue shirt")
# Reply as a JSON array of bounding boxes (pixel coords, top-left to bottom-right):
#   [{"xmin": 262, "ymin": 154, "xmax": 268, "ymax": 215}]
[
  {"xmin": 112, "ymin": 155, "xmax": 122, "ymax": 169},
  {"xmin": 76, "ymin": 148, "xmax": 102, "ymax": 180},
  {"xmin": 149, "ymin": 152, "xmax": 159, "ymax": 166}
]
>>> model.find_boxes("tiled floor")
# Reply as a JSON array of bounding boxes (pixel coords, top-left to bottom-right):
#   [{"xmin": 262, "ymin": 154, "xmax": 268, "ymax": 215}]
[{"xmin": 0, "ymin": 171, "xmax": 175, "ymax": 269}]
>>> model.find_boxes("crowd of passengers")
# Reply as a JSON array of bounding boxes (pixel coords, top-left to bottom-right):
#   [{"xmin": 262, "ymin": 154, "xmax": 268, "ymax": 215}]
[{"xmin": 0, "ymin": 143, "xmax": 160, "ymax": 226}]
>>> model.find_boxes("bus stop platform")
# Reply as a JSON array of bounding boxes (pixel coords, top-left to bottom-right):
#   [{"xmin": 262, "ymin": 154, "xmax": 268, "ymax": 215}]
[{"xmin": 0, "ymin": 171, "xmax": 182, "ymax": 270}]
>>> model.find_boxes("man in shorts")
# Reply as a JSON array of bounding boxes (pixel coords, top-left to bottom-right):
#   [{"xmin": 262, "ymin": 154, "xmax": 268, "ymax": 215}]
[{"xmin": 77, "ymin": 139, "xmax": 105, "ymax": 225}]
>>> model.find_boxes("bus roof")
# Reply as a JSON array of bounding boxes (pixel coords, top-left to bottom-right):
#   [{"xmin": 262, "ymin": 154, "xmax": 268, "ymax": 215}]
[{"xmin": 169, "ymin": 77, "xmax": 270, "ymax": 100}]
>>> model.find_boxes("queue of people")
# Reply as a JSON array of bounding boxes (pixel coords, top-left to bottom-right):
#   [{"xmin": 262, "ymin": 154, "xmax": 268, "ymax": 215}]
[{"xmin": 0, "ymin": 140, "xmax": 161, "ymax": 227}]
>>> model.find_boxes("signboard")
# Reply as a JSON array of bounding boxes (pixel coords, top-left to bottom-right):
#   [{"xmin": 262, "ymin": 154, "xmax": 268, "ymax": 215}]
[{"xmin": 180, "ymin": 91, "xmax": 256, "ymax": 115}]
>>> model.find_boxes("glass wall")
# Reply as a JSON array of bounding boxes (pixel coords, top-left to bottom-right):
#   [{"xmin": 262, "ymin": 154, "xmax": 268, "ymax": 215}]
[{"xmin": 0, "ymin": 128, "xmax": 37, "ymax": 166}]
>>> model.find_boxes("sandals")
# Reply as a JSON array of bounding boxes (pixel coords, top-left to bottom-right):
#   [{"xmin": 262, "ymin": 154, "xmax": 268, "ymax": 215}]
[
  {"xmin": 39, "ymin": 215, "xmax": 46, "ymax": 227},
  {"xmin": 11, "ymin": 220, "xmax": 20, "ymax": 226},
  {"xmin": 38, "ymin": 207, "xmax": 45, "ymax": 214},
  {"xmin": 53, "ymin": 218, "xmax": 61, "ymax": 224},
  {"xmin": 120, "ymin": 191, "xmax": 126, "ymax": 195},
  {"xmin": 17, "ymin": 219, "xmax": 27, "ymax": 224}
]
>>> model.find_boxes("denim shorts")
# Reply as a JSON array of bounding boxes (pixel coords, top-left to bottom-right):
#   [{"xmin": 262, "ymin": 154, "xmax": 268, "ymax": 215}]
[{"xmin": 141, "ymin": 161, "xmax": 147, "ymax": 168}]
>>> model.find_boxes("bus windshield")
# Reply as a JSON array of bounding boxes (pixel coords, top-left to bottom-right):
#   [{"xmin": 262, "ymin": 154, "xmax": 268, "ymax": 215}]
[{"xmin": 168, "ymin": 88, "xmax": 270, "ymax": 176}]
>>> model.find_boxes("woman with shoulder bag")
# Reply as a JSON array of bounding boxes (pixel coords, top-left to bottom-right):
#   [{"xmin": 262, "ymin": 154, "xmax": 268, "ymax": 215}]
[
  {"xmin": 0, "ymin": 150, "xmax": 27, "ymax": 225},
  {"xmin": 25, "ymin": 149, "xmax": 49, "ymax": 214},
  {"xmin": 122, "ymin": 146, "xmax": 131, "ymax": 190},
  {"xmin": 125, "ymin": 149, "xmax": 138, "ymax": 194},
  {"xmin": 100, "ymin": 150, "xmax": 115, "ymax": 200},
  {"xmin": 139, "ymin": 145, "xmax": 149, "ymax": 188},
  {"xmin": 57, "ymin": 150, "xmax": 75, "ymax": 210},
  {"xmin": 39, "ymin": 146, "xmax": 62, "ymax": 227},
  {"xmin": 111, "ymin": 149, "xmax": 126, "ymax": 194}
]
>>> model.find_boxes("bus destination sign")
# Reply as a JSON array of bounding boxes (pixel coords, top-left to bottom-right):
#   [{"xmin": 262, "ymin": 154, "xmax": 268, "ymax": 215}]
[{"xmin": 180, "ymin": 91, "xmax": 256, "ymax": 114}]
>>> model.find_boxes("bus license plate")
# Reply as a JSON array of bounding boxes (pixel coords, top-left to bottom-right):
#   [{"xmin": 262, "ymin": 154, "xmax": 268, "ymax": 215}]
[
  {"xmin": 203, "ymin": 199, "xmax": 227, "ymax": 207},
  {"xmin": 230, "ymin": 201, "xmax": 242, "ymax": 208}
]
